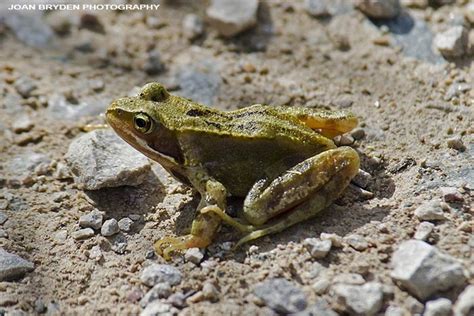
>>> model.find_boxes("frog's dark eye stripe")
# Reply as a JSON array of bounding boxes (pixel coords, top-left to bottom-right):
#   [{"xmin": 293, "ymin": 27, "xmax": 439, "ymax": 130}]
[{"xmin": 134, "ymin": 113, "xmax": 154, "ymax": 134}]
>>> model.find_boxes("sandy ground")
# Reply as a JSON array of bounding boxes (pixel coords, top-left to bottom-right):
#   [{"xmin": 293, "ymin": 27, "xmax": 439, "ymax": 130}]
[{"xmin": 0, "ymin": 0, "xmax": 472, "ymax": 315}]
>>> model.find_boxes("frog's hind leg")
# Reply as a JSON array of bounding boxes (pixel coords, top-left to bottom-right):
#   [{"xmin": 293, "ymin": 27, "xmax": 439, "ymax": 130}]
[{"xmin": 236, "ymin": 146, "xmax": 360, "ymax": 247}]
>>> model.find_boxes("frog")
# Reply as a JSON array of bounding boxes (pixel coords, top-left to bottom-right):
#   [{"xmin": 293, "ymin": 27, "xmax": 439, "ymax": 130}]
[{"xmin": 106, "ymin": 82, "xmax": 360, "ymax": 260}]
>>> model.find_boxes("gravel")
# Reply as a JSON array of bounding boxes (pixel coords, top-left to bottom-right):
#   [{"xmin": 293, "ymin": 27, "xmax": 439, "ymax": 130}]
[
  {"xmin": 184, "ymin": 248, "xmax": 204, "ymax": 265},
  {"xmin": 118, "ymin": 218, "xmax": 133, "ymax": 232},
  {"xmin": 352, "ymin": 169, "xmax": 372, "ymax": 189},
  {"xmin": 140, "ymin": 283, "xmax": 172, "ymax": 308},
  {"xmin": 434, "ymin": 26, "xmax": 468, "ymax": 58},
  {"xmin": 453, "ymin": 285, "xmax": 474, "ymax": 316},
  {"xmin": 414, "ymin": 221, "xmax": 434, "ymax": 241},
  {"xmin": 332, "ymin": 282, "xmax": 384, "ymax": 316},
  {"xmin": 206, "ymin": 0, "xmax": 259, "ymax": 37},
  {"xmin": 303, "ymin": 238, "xmax": 332, "ymax": 259},
  {"xmin": 414, "ymin": 200, "xmax": 446, "ymax": 221},
  {"xmin": 424, "ymin": 298, "xmax": 452, "ymax": 316},
  {"xmin": 355, "ymin": 0, "xmax": 401, "ymax": 19},
  {"xmin": 390, "ymin": 240, "xmax": 466, "ymax": 300},
  {"xmin": 253, "ymin": 278, "xmax": 307, "ymax": 314},
  {"xmin": 320, "ymin": 233, "xmax": 343, "ymax": 247},
  {"xmin": 446, "ymin": 136, "xmax": 466, "ymax": 151},
  {"xmin": 439, "ymin": 187, "xmax": 464, "ymax": 203},
  {"xmin": 65, "ymin": 129, "xmax": 151, "ymax": 190},
  {"xmin": 79, "ymin": 210, "xmax": 103, "ymax": 230},
  {"xmin": 71, "ymin": 228, "xmax": 95, "ymax": 240},
  {"xmin": 101, "ymin": 219, "xmax": 119, "ymax": 237},
  {"xmin": 182, "ymin": 14, "xmax": 204, "ymax": 40},
  {"xmin": 141, "ymin": 264, "xmax": 182, "ymax": 287},
  {"xmin": 0, "ymin": 248, "xmax": 34, "ymax": 281},
  {"xmin": 344, "ymin": 234, "xmax": 369, "ymax": 251},
  {"xmin": 140, "ymin": 301, "xmax": 175, "ymax": 316},
  {"xmin": 12, "ymin": 114, "xmax": 34, "ymax": 133}
]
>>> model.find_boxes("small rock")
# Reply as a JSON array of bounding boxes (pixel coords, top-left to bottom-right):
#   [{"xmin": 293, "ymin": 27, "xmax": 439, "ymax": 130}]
[
  {"xmin": 384, "ymin": 305, "xmax": 406, "ymax": 316},
  {"xmin": 391, "ymin": 240, "xmax": 466, "ymax": 300},
  {"xmin": 336, "ymin": 134, "xmax": 355, "ymax": 146},
  {"xmin": 344, "ymin": 234, "xmax": 369, "ymax": 251},
  {"xmin": 0, "ymin": 294, "xmax": 18, "ymax": 307},
  {"xmin": 320, "ymin": 233, "xmax": 343, "ymax": 247},
  {"xmin": 140, "ymin": 283, "xmax": 172, "ymax": 308},
  {"xmin": 2, "ymin": 12, "xmax": 54, "ymax": 48},
  {"xmin": 458, "ymin": 221, "xmax": 472, "ymax": 233},
  {"xmin": 140, "ymin": 301, "xmax": 174, "ymax": 316},
  {"xmin": 445, "ymin": 83, "xmax": 471, "ymax": 101},
  {"xmin": 110, "ymin": 234, "xmax": 128, "ymax": 254},
  {"xmin": 53, "ymin": 230, "xmax": 68, "ymax": 244},
  {"xmin": 184, "ymin": 248, "xmax": 204, "ymax": 264},
  {"xmin": 253, "ymin": 278, "xmax": 307, "ymax": 314},
  {"xmin": 0, "ymin": 248, "xmax": 34, "ymax": 281},
  {"xmin": 434, "ymin": 26, "xmax": 468, "ymax": 58},
  {"xmin": 202, "ymin": 282, "xmax": 219, "ymax": 302},
  {"xmin": 129, "ymin": 214, "xmax": 141, "ymax": 221},
  {"xmin": 351, "ymin": 128, "xmax": 366, "ymax": 140},
  {"xmin": 101, "ymin": 219, "xmax": 119, "ymax": 237},
  {"xmin": 332, "ymin": 282, "xmax": 384, "ymax": 316},
  {"xmin": 453, "ymin": 285, "xmax": 474, "ymax": 316},
  {"xmin": 312, "ymin": 277, "xmax": 331, "ymax": 294},
  {"xmin": 141, "ymin": 264, "xmax": 182, "ymax": 287},
  {"xmin": 353, "ymin": 169, "xmax": 372, "ymax": 189},
  {"xmin": 12, "ymin": 115, "xmax": 34, "ymax": 133},
  {"xmin": 88, "ymin": 245, "xmax": 102, "ymax": 260},
  {"xmin": 424, "ymin": 298, "xmax": 452, "ymax": 316},
  {"xmin": 34, "ymin": 299, "xmax": 46, "ymax": 314},
  {"xmin": 206, "ymin": 0, "xmax": 259, "ymax": 37},
  {"xmin": 414, "ymin": 222, "xmax": 434, "ymax": 241},
  {"xmin": 0, "ymin": 229, "xmax": 8, "ymax": 238},
  {"xmin": 446, "ymin": 136, "xmax": 466, "ymax": 152},
  {"xmin": 168, "ymin": 292, "xmax": 186, "ymax": 308},
  {"xmin": 65, "ymin": 130, "xmax": 151, "ymax": 190},
  {"xmin": 304, "ymin": 0, "xmax": 330, "ymax": 17},
  {"xmin": 0, "ymin": 212, "xmax": 8, "ymax": 225},
  {"xmin": 303, "ymin": 238, "xmax": 332, "ymax": 259},
  {"xmin": 79, "ymin": 210, "xmax": 103, "ymax": 230},
  {"xmin": 293, "ymin": 299, "xmax": 338, "ymax": 316},
  {"xmin": 118, "ymin": 218, "xmax": 133, "ymax": 232},
  {"xmin": 71, "ymin": 228, "xmax": 95, "ymax": 240},
  {"xmin": 182, "ymin": 14, "xmax": 204, "ymax": 39},
  {"xmin": 333, "ymin": 273, "xmax": 366, "ymax": 285},
  {"xmin": 14, "ymin": 76, "xmax": 37, "ymax": 98},
  {"xmin": 414, "ymin": 200, "xmax": 446, "ymax": 221},
  {"xmin": 355, "ymin": 0, "xmax": 401, "ymax": 19},
  {"xmin": 143, "ymin": 50, "xmax": 165, "ymax": 75},
  {"xmin": 440, "ymin": 187, "xmax": 464, "ymax": 203}
]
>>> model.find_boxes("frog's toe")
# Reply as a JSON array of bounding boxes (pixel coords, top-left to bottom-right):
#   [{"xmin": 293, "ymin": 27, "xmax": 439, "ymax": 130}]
[
  {"xmin": 200, "ymin": 205, "xmax": 255, "ymax": 233},
  {"xmin": 154, "ymin": 235, "xmax": 210, "ymax": 260}
]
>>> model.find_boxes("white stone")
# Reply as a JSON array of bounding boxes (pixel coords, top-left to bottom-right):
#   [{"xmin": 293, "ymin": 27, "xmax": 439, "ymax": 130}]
[
  {"xmin": 206, "ymin": 0, "xmax": 258, "ymax": 37},
  {"xmin": 320, "ymin": 233, "xmax": 343, "ymax": 247},
  {"xmin": 183, "ymin": 14, "xmax": 204, "ymax": 39},
  {"xmin": 118, "ymin": 218, "xmax": 133, "ymax": 232},
  {"xmin": 344, "ymin": 234, "xmax": 369, "ymax": 251},
  {"xmin": 101, "ymin": 219, "xmax": 119, "ymax": 237},
  {"xmin": 332, "ymin": 282, "xmax": 384, "ymax": 316},
  {"xmin": 303, "ymin": 238, "xmax": 332, "ymax": 258},
  {"xmin": 453, "ymin": 285, "xmax": 474, "ymax": 316},
  {"xmin": 424, "ymin": 298, "xmax": 452, "ymax": 316},
  {"xmin": 414, "ymin": 221, "xmax": 434, "ymax": 241},
  {"xmin": 414, "ymin": 200, "xmax": 446, "ymax": 221},
  {"xmin": 79, "ymin": 210, "xmax": 103, "ymax": 230},
  {"xmin": 434, "ymin": 26, "xmax": 468, "ymax": 58},
  {"xmin": 139, "ymin": 283, "xmax": 172, "ymax": 308},
  {"xmin": 184, "ymin": 248, "xmax": 204, "ymax": 265},
  {"xmin": 0, "ymin": 248, "xmax": 34, "ymax": 281},
  {"xmin": 71, "ymin": 228, "xmax": 94, "ymax": 240},
  {"xmin": 355, "ymin": 0, "xmax": 401, "ymax": 19},
  {"xmin": 141, "ymin": 264, "xmax": 182, "ymax": 287},
  {"xmin": 391, "ymin": 240, "xmax": 466, "ymax": 300}
]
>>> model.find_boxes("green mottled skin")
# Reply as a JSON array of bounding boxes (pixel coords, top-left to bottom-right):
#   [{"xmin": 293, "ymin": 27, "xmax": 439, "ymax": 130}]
[{"xmin": 106, "ymin": 82, "xmax": 360, "ymax": 259}]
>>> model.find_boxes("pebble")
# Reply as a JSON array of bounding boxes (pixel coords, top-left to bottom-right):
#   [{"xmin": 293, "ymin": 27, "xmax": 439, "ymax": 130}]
[
  {"xmin": 253, "ymin": 278, "xmax": 307, "ymax": 314},
  {"xmin": 140, "ymin": 301, "xmax": 175, "ymax": 316},
  {"xmin": 0, "ymin": 229, "xmax": 8, "ymax": 238},
  {"xmin": 0, "ymin": 294, "xmax": 18, "ymax": 307},
  {"xmin": 206, "ymin": 0, "xmax": 259, "ymax": 37},
  {"xmin": 0, "ymin": 212, "xmax": 8, "ymax": 225},
  {"xmin": 2, "ymin": 12, "xmax": 54, "ymax": 48},
  {"xmin": 355, "ymin": 0, "xmax": 401, "ymax": 19},
  {"xmin": 312, "ymin": 277, "xmax": 331, "ymax": 294},
  {"xmin": 344, "ymin": 234, "xmax": 369, "ymax": 251},
  {"xmin": 390, "ymin": 240, "xmax": 466, "ymax": 300},
  {"xmin": 182, "ymin": 14, "xmax": 204, "ymax": 39},
  {"xmin": 65, "ymin": 130, "xmax": 151, "ymax": 190},
  {"xmin": 141, "ymin": 264, "xmax": 182, "ymax": 287},
  {"xmin": 332, "ymin": 282, "xmax": 384, "ymax": 316},
  {"xmin": 167, "ymin": 292, "xmax": 186, "ymax": 308},
  {"xmin": 304, "ymin": 0, "xmax": 330, "ymax": 17},
  {"xmin": 424, "ymin": 298, "xmax": 452, "ymax": 316},
  {"xmin": 434, "ymin": 26, "xmax": 468, "ymax": 58},
  {"xmin": 333, "ymin": 273, "xmax": 366, "ymax": 285},
  {"xmin": 384, "ymin": 305, "xmax": 406, "ymax": 316},
  {"xmin": 0, "ymin": 248, "xmax": 34, "ymax": 281},
  {"xmin": 414, "ymin": 222, "xmax": 434, "ymax": 241},
  {"xmin": 446, "ymin": 136, "xmax": 466, "ymax": 152},
  {"xmin": 202, "ymin": 282, "xmax": 219, "ymax": 302},
  {"xmin": 14, "ymin": 76, "xmax": 37, "ymax": 98},
  {"xmin": 303, "ymin": 238, "xmax": 332, "ymax": 259},
  {"xmin": 118, "ymin": 218, "xmax": 133, "ymax": 232},
  {"xmin": 71, "ymin": 228, "xmax": 95, "ymax": 240},
  {"xmin": 445, "ymin": 83, "xmax": 471, "ymax": 101},
  {"xmin": 79, "ymin": 210, "xmax": 103, "ymax": 230},
  {"xmin": 453, "ymin": 285, "xmax": 474, "ymax": 316},
  {"xmin": 140, "ymin": 283, "xmax": 172, "ymax": 308},
  {"xmin": 12, "ymin": 115, "xmax": 34, "ymax": 133},
  {"xmin": 53, "ymin": 230, "xmax": 68, "ymax": 244},
  {"xmin": 320, "ymin": 233, "xmax": 343, "ymax": 247},
  {"xmin": 440, "ymin": 187, "xmax": 464, "ymax": 203},
  {"xmin": 458, "ymin": 221, "xmax": 472, "ymax": 233},
  {"xmin": 176, "ymin": 63, "xmax": 221, "ymax": 106},
  {"xmin": 351, "ymin": 128, "xmax": 366, "ymax": 140},
  {"xmin": 101, "ymin": 219, "xmax": 119, "ymax": 237},
  {"xmin": 184, "ymin": 248, "xmax": 204, "ymax": 265},
  {"xmin": 88, "ymin": 245, "xmax": 102, "ymax": 260},
  {"xmin": 143, "ymin": 50, "xmax": 165, "ymax": 75},
  {"xmin": 414, "ymin": 200, "xmax": 446, "ymax": 221},
  {"xmin": 353, "ymin": 169, "xmax": 372, "ymax": 189},
  {"xmin": 110, "ymin": 234, "xmax": 128, "ymax": 254}
]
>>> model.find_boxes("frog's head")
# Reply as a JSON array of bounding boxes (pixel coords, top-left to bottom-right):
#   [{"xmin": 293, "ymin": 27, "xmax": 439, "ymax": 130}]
[{"xmin": 106, "ymin": 82, "xmax": 182, "ymax": 167}]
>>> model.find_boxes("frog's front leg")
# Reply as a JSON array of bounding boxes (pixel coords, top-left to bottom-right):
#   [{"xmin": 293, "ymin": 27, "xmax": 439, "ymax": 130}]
[
  {"xmin": 154, "ymin": 179, "xmax": 226, "ymax": 260},
  {"xmin": 204, "ymin": 147, "xmax": 360, "ymax": 248}
]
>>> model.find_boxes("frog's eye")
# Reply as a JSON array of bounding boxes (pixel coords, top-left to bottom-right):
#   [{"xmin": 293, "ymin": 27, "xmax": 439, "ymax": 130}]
[{"xmin": 134, "ymin": 113, "xmax": 154, "ymax": 134}]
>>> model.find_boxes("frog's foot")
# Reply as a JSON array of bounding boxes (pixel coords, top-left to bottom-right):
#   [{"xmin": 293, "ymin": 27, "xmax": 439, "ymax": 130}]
[
  {"xmin": 154, "ymin": 235, "xmax": 210, "ymax": 261},
  {"xmin": 200, "ymin": 205, "xmax": 255, "ymax": 233}
]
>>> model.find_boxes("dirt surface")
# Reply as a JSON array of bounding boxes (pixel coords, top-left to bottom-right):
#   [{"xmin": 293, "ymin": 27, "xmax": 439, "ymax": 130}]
[{"xmin": 0, "ymin": 0, "xmax": 472, "ymax": 315}]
